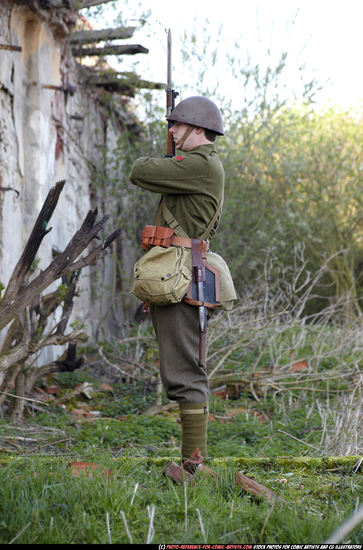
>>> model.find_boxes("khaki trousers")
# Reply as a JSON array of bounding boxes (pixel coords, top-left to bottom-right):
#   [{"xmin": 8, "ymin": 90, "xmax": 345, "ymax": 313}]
[{"xmin": 150, "ymin": 301, "xmax": 209, "ymax": 404}]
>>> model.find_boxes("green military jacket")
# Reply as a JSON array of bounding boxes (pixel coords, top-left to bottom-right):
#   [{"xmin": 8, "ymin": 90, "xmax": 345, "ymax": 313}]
[{"xmin": 129, "ymin": 144, "xmax": 224, "ymax": 240}]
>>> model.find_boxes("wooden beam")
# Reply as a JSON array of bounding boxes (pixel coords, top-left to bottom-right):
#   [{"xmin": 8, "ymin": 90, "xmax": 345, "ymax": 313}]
[
  {"xmin": 0, "ymin": 43, "xmax": 22, "ymax": 52},
  {"xmin": 78, "ymin": 0, "xmax": 116, "ymax": 8},
  {"xmin": 72, "ymin": 44, "xmax": 149, "ymax": 56},
  {"xmin": 84, "ymin": 72, "xmax": 165, "ymax": 91},
  {"xmin": 69, "ymin": 26, "xmax": 136, "ymax": 45},
  {"xmin": 39, "ymin": 0, "xmax": 76, "ymax": 8},
  {"xmin": 79, "ymin": 69, "xmax": 164, "ymax": 96},
  {"xmin": 39, "ymin": 0, "xmax": 77, "ymax": 9},
  {"xmin": 39, "ymin": 0, "xmax": 112, "ymax": 9}
]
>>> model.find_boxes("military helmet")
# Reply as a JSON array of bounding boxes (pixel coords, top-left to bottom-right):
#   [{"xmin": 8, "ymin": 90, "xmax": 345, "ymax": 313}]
[{"xmin": 167, "ymin": 96, "xmax": 224, "ymax": 136}]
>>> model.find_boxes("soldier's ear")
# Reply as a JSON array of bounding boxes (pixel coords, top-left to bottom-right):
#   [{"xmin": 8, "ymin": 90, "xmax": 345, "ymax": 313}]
[{"xmin": 194, "ymin": 127, "xmax": 204, "ymax": 135}]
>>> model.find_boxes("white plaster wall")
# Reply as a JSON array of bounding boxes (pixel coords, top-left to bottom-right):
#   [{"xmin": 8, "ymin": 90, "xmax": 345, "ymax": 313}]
[
  {"xmin": 0, "ymin": 3, "xmax": 117, "ymax": 363},
  {"xmin": 0, "ymin": 5, "xmax": 24, "ymax": 276}
]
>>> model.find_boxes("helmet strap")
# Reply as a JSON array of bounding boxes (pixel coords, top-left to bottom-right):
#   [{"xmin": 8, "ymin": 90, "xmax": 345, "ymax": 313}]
[{"xmin": 175, "ymin": 125, "xmax": 194, "ymax": 150}]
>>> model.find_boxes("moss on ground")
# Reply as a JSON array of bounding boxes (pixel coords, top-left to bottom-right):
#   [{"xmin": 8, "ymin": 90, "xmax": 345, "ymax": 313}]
[
  {"xmin": 1, "ymin": 453, "xmax": 361, "ymax": 475},
  {"xmin": 0, "ymin": 452, "xmax": 362, "ymax": 544}
]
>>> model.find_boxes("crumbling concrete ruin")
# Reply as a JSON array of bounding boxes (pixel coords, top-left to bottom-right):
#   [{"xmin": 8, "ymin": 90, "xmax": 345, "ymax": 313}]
[{"xmin": 0, "ymin": 0, "xmax": 157, "ymax": 353}]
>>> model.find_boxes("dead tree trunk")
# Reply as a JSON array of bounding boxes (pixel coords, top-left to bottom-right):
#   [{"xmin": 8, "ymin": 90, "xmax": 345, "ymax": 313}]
[{"xmin": 0, "ymin": 180, "xmax": 120, "ymax": 419}]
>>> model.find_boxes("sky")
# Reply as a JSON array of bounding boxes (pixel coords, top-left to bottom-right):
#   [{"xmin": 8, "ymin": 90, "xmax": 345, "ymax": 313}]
[{"xmin": 86, "ymin": 0, "xmax": 363, "ymax": 112}]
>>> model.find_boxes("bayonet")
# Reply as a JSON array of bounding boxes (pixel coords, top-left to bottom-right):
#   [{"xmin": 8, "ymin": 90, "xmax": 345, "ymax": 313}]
[
  {"xmin": 166, "ymin": 29, "xmax": 172, "ymax": 114},
  {"xmin": 191, "ymin": 239, "xmax": 208, "ymax": 369}
]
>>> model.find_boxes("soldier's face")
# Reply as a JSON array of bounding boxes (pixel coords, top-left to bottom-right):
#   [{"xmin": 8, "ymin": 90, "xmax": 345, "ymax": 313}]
[
  {"xmin": 169, "ymin": 122, "xmax": 195, "ymax": 150},
  {"xmin": 169, "ymin": 122, "xmax": 188, "ymax": 139}
]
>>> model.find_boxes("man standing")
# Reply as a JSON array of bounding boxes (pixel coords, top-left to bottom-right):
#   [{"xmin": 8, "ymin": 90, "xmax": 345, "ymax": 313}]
[{"xmin": 129, "ymin": 96, "xmax": 225, "ymax": 475}]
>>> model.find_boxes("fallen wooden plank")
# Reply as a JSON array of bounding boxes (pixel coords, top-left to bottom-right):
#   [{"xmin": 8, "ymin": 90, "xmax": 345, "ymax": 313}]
[
  {"xmin": 163, "ymin": 462, "xmax": 195, "ymax": 485},
  {"xmin": 142, "ymin": 402, "xmax": 178, "ymax": 416},
  {"xmin": 235, "ymin": 471, "xmax": 288, "ymax": 504}
]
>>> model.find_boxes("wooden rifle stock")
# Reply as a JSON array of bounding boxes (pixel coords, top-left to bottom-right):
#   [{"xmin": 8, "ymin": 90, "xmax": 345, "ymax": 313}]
[
  {"xmin": 166, "ymin": 29, "xmax": 178, "ymax": 157},
  {"xmin": 166, "ymin": 116, "xmax": 175, "ymax": 157},
  {"xmin": 166, "ymin": 86, "xmax": 178, "ymax": 157}
]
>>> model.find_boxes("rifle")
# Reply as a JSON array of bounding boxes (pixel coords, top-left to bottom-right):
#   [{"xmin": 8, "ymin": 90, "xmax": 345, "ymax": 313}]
[
  {"xmin": 166, "ymin": 29, "xmax": 179, "ymax": 157},
  {"xmin": 165, "ymin": 30, "xmax": 208, "ymax": 369}
]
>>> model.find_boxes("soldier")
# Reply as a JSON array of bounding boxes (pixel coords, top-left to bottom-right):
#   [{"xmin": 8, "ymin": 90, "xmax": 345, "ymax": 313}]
[{"xmin": 129, "ymin": 96, "xmax": 225, "ymax": 476}]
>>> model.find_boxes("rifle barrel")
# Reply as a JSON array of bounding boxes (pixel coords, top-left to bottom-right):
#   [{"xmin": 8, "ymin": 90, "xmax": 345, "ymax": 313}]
[{"xmin": 166, "ymin": 29, "xmax": 176, "ymax": 156}]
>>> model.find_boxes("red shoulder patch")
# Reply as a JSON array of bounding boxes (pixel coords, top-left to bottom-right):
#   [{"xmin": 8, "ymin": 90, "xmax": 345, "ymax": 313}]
[{"xmin": 175, "ymin": 156, "xmax": 184, "ymax": 161}]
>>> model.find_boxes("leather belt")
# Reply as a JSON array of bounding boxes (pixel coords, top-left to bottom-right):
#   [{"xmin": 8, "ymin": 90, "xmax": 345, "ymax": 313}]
[
  {"xmin": 141, "ymin": 225, "xmax": 208, "ymax": 256},
  {"xmin": 172, "ymin": 236, "xmax": 208, "ymax": 258}
]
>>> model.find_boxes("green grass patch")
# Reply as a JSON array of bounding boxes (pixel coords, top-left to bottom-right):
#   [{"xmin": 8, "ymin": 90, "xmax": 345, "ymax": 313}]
[
  {"xmin": 0, "ymin": 382, "xmax": 357, "ymax": 459},
  {"xmin": 0, "ymin": 319, "xmax": 361, "ymax": 543},
  {"xmin": 0, "ymin": 454, "xmax": 362, "ymax": 544}
]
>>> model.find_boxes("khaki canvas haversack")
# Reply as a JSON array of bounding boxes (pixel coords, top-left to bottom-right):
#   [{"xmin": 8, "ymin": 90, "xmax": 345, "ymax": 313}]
[{"xmin": 132, "ymin": 198, "xmax": 236, "ymax": 309}]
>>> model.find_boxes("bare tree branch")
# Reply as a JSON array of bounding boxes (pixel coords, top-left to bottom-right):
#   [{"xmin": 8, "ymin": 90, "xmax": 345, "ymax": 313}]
[
  {"xmin": 3, "ymin": 180, "xmax": 65, "ymax": 303},
  {"xmin": 0, "ymin": 180, "xmax": 120, "ymax": 418}
]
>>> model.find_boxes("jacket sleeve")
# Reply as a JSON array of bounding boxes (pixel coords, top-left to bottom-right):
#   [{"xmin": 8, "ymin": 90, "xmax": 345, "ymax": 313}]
[{"xmin": 129, "ymin": 152, "xmax": 209, "ymax": 194}]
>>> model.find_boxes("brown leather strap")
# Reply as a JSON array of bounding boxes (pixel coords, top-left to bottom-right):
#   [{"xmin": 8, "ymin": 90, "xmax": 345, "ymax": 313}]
[
  {"xmin": 184, "ymin": 297, "xmax": 219, "ymax": 308},
  {"xmin": 171, "ymin": 235, "xmax": 208, "ymax": 257},
  {"xmin": 192, "ymin": 239, "xmax": 206, "ymax": 286},
  {"xmin": 175, "ymin": 125, "xmax": 194, "ymax": 150}
]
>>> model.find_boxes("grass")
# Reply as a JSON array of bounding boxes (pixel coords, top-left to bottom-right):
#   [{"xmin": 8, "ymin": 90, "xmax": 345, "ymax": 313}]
[
  {"xmin": 0, "ymin": 308, "xmax": 362, "ymax": 544},
  {"xmin": 0, "ymin": 376, "xmax": 362, "ymax": 544},
  {"xmin": 0, "ymin": 454, "xmax": 362, "ymax": 544},
  {"xmin": 0, "ymin": 386, "xmax": 352, "ymax": 459}
]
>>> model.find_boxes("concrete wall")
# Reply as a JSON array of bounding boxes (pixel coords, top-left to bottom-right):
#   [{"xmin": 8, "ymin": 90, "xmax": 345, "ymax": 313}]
[{"xmin": 0, "ymin": 1, "xmax": 134, "ymax": 357}]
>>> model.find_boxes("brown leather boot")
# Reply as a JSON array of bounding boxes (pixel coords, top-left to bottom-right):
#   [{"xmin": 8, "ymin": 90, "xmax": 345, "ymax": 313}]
[
  {"xmin": 182, "ymin": 447, "xmax": 203, "ymax": 474},
  {"xmin": 163, "ymin": 448, "xmax": 217, "ymax": 483},
  {"xmin": 183, "ymin": 448, "xmax": 218, "ymax": 479}
]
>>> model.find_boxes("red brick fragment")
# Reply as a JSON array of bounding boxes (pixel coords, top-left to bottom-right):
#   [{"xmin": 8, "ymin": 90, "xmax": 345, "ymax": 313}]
[{"xmin": 70, "ymin": 461, "xmax": 111, "ymax": 478}]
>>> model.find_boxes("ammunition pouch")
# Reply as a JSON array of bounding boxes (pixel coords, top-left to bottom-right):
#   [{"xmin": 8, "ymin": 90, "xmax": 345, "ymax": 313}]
[{"xmin": 141, "ymin": 225, "xmax": 174, "ymax": 250}]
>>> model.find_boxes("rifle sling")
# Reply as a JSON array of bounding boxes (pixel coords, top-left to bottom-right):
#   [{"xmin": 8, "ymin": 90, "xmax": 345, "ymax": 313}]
[{"xmin": 160, "ymin": 196, "xmax": 223, "ymax": 240}]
